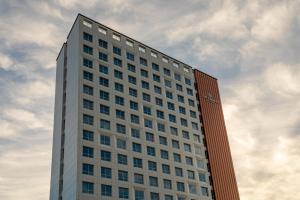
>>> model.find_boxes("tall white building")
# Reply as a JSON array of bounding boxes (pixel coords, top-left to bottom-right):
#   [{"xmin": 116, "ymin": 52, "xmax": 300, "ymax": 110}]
[{"xmin": 50, "ymin": 14, "xmax": 240, "ymax": 200}]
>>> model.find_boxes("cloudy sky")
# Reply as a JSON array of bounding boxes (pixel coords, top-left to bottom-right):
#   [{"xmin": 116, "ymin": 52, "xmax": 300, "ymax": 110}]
[{"xmin": 0, "ymin": 0, "xmax": 300, "ymax": 199}]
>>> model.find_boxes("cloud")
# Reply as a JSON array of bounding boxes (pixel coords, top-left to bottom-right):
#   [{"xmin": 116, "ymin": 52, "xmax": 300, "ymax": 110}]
[{"xmin": 0, "ymin": 0, "xmax": 299, "ymax": 200}]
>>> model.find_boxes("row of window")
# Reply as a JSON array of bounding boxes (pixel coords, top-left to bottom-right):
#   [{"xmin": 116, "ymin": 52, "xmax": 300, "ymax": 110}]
[
  {"xmin": 82, "ymin": 28, "xmax": 191, "ymax": 73},
  {"xmin": 82, "ymin": 181, "xmax": 209, "ymax": 197},
  {"xmin": 82, "ymin": 146, "xmax": 206, "ymax": 169}
]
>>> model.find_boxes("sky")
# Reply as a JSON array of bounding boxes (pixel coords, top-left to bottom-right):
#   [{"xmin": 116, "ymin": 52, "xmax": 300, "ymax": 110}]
[{"xmin": 0, "ymin": 0, "xmax": 299, "ymax": 199}]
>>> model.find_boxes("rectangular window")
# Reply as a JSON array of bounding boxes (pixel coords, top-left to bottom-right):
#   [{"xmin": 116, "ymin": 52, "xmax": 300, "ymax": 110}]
[
  {"xmin": 176, "ymin": 84, "xmax": 183, "ymax": 91},
  {"xmin": 179, "ymin": 106, "xmax": 186, "ymax": 114},
  {"xmin": 163, "ymin": 179, "xmax": 172, "ymax": 189},
  {"xmin": 128, "ymin": 75, "xmax": 137, "ymax": 85},
  {"xmin": 99, "ymin": 90, "xmax": 109, "ymax": 100},
  {"xmin": 83, "ymin": 99, "xmax": 93, "ymax": 110},
  {"xmin": 83, "ymin": 44, "xmax": 93, "ymax": 55},
  {"xmin": 99, "ymin": 52, "xmax": 108, "ymax": 62},
  {"xmin": 187, "ymin": 88, "xmax": 193, "ymax": 96},
  {"xmin": 143, "ymin": 93, "xmax": 151, "ymax": 102},
  {"xmin": 131, "ymin": 128, "xmax": 140, "ymax": 138},
  {"xmin": 167, "ymin": 102, "xmax": 175, "ymax": 111},
  {"xmin": 100, "ymin": 119, "xmax": 110, "ymax": 130},
  {"xmin": 113, "ymin": 46, "xmax": 121, "ymax": 56},
  {"xmin": 154, "ymin": 86, "xmax": 161, "ymax": 94},
  {"xmin": 83, "ymin": 20, "xmax": 92, "ymax": 28},
  {"xmin": 134, "ymin": 173, "xmax": 144, "ymax": 184},
  {"xmin": 177, "ymin": 182, "xmax": 185, "ymax": 192},
  {"xmin": 153, "ymin": 74, "xmax": 160, "ymax": 82},
  {"xmin": 146, "ymin": 132, "xmax": 154, "ymax": 142},
  {"xmin": 101, "ymin": 184, "xmax": 112, "ymax": 196},
  {"xmin": 186, "ymin": 156, "xmax": 193, "ymax": 165},
  {"xmin": 83, "ymin": 71, "xmax": 93, "ymax": 81},
  {"xmin": 150, "ymin": 192, "xmax": 159, "ymax": 200},
  {"xmin": 165, "ymin": 79, "xmax": 172, "ymax": 88},
  {"xmin": 188, "ymin": 99, "xmax": 195, "ymax": 107},
  {"xmin": 129, "ymin": 88, "xmax": 137, "ymax": 97},
  {"xmin": 133, "ymin": 157, "xmax": 143, "ymax": 168},
  {"xmin": 187, "ymin": 170, "xmax": 195, "ymax": 179},
  {"xmin": 201, "ymin": 187, "xmax": 209, "ymax": 196},
  {"xmin": 155, "ymin": 98, "xmax": 163, "ymax": 107},
  {"xmin": 127, "ymin": 52, "xmax": 134, "ymax": 61},
  {"xmin": 115, "ymin": 82, "xmax": 124, "ymax": 92},
  {"xmin": 178, "ymin": 95, "xmax": 184, "ymax": 103},
  {"xmin": 170, "ymin": 127, "xmax": 178, "ymax": 135},
  {"xmin": 175, "ymin": 73, "xmax": 181, "ymax": 81},
  {"xmin": 140, "ymin": 69, "xmax": 148, "ymax": 77},
  {"xmin": 83, "ymin": 58, "xmax": 93, "ymax": 68},
  {"xmin": 162, "ymin": 57, "xmax": 169, "ymax": 63},
  {"xmin": 83, "ymin": 114, "xmax": 93, "ymax": 125},
  {"xmin": 83, "ymin": 130, "xmax": 94, "ymax": 141},
  {"xmin": 101, "ymin": 167, "xmax": 112, "ymax": 178},
  {"xmin": 82, "ymin": 181, "xmax": 94, "ymax": 194},
  {"xmin": 141, "ymin": 81, "xmax": 149, "ymax": 89},
  {"xmin": 149, "ymin": 176, "xmax": 158, "ymax": 187},
  {"xmin": 116, "ymin": 109, "xmax": 125, "ymax": 120},
  {"xmin": 140, "ymin": 57, "xmax": 147, "ymax": 66},
  {"xmin": 172, "ymin": 140, "xmax": 180, "ymax": 149},
  {"xmin": 147, "ymin": 146, "xmax": 156, "ymax": 156},
  {"xmin": 166, "ymin": 91, "xmax": 173, "ymax": 99},
  {"xmin": 131, "ymin": 114, "xmax": 140, "ymax": 124},
  {"xmin": 156, "ymin": 110, "xmax": 164, "ymax": 119},
  {"xmin": 82, "ymin": 146, "xmax": 94, "ymax": 158},
  {"xmin": 151, "ymin": 51, "xmax": 157, "ymax": 58},
  {"xmin": 199, "ymin": 173, "xmax": 206, "ymax": 182},
  {"xmin": 99, "ymin": 77, "xmax": 109, "ymax": 87},
  {"xmin": 114, "ymin": 57, "xmax": 122, "ymax": 67},
  {"xmin": 130, "ymin": 101, "xmax": 138, "ymax": 110},
  {"xmin": 160, "ymin": 150, "xmax": 169, "ymax": 159},
  {"xmin": 118, "ymin": 154, "xmax": 128, "ymax": 165},
  {"xmin": 117, "ymin": 139, "xmax": 126, "ymax": 149},
  {"xmin": 101, "ymin": 150, "xmax": 111, "ymax": 161},
  {"xmin": 99, "ymin": 39, "xmax": 108, "ymax": 49},
  {"xmin": 100, "ymin": 135, "xmax": 110, "ymax": 145},
  {"xmin": 132, "ymin": 142, "xmax": 142, "ymax": 153},
  {"xmin": 157, "ymin": 123, "xmax": 165, "ymax": 132},
  {"xmin": 152, "ymin": 63, "xmax": 159, "ymax": 71},
  {"xmin": 185, "ymin": 77, "xmax": 191, "ymax": 85},
  {"xmin": 174, "ymin": 154, "xmax": 181, "ymax": 163},
  {"xmin": 144, "ymin": 119, "xmax": 152, "ymax": 128},
  {"xmin": 119, "ymin": 187, "xmax": 129, "ymax": 199},
  {"xmin": 116, "ymin": 123, "xmax": 126, "ymax": 134},
  {"xmin": 99, "ymin": 64, "xmax": 108, "ymax": 74},
  {"xmin": 148, "ymin": 161, "xmax": 157, "ymax": 171},
  {"xmin": 169, "ymin": 114, "xmax": 176, "ymax": 123},
  {"xmin": 114, "ymin": 69, "xmax": 123, "ymax": 79},
  {"xmin": 100, "ymin": 104, "xmax": 110, "ymax": 115},
  {"xmin": 115, "ymin": 96, "xmax": 124, "ymax": 106},
  {"xmin": 98, "ymin": 27, "xmax": 107, "ymax": 34},
  {"xmin": 118, "ymin": 170, "xmax": 128, "ymax": 181},
  {"xmin": 181, "ymin": 118, "xmax": 188, "ymax": 127},
  {"xmin": 135, "ymin": 190, "xmax": 144, "ymax": 200},
  {"xmin": 182, "ymin": 131, "xmax": 190, "ymax": 139},
  {"xmin": 113, "ymin": 33, "xmax": 121, "ymax": 41},
  {"xmin": 126, "ymin": 40, "xmax": 134, "ymax": 47},
  {"xmin": 162, "ymin": 164, "xmax": 170, "ymax": 174},
  {"xmin": 163, "ymin": 68, "xmax": 171, "ymax": 76},
  {"xmin": 139, "ymin": 46, "xmax": 146, "ymax": 53},
  {"xmin": 128, "ymin": 63, "xmax": 136, "ymax": 72},
  {"xmin": 82, "ymin": 163, "xmax": 94, "ymax": 175}
]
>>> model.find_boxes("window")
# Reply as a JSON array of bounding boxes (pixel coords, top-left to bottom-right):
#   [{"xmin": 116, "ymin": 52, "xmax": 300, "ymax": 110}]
[
  {"xmin": 82, "ymin": 163, "xmax": 94, "ymax": 175},
  {"xmin": 127, "ymin": 52, "xmax": 134, "ymax": 61},
  {"xmin": 100, "ymin": 119, "xmax": 110, "ymax": 130},
  {"xmin": 162, "ymin": 164, "xmax": 170, "ymax": 174},
  {"xmin": 101, "ymin": 150, "xmax": 111, "ymax": 161},
  {"xmin": 143, "ymin": 93, "xmax": 151, "ymax": 102},
  {"xmin": 118, "ymin": 170, "xmax": 128, "ymax": 181},
  {"xmin": 113, "ymin": 46, "xmax": 121, "ymax": 56},
  {"xmin": 169, "ymin": 114, "xmax": 176, "ymax": 123},
  {"xmin": 160, "ymin": 150, "xmax": 169, "ymax": 159},
  {"xmin": 115, "ymin": 96, "xmax": 124, "ymax": 106},
  {"xmin": 83, "ymin": 58, "xmax": 93, "ymax": 68},
  {"xmin": 177, "ymin": 95, "xmax": 184, "ymax": 103},
  {"xmin": 83, "ymin": 146, "xmax": 94, "ymax": 158},
  {"xmin": 153, "ymin": 74, "xmax": 160, "ymax": 82},
  {"xmin": 130, "ymin": 101, "xmax": 138, "ymax": 110},
  {"xmin": 99, "ymin": 77, "xmax": 109, "ymax": 87},
  {"xmin": 179, "ymin": 106, "xmax": 186, "ymax": 114},
  {"xmin": 155, "ymin": 98, "xmax": 163, "ymax": 106},
  {"xmin": 187, "ymin": 88, "xmax": 193, "ymax": 96},
  {"xmin": 131, "ymin": 128, "xmax": 140, "ymax": 138},
  {"xmin": 175, "ymin": 73, "xmax": 181, "ymax": 81},
  {"xmin": 143, "ymin": 106, "xmax": 151, "ymax": 115},
  {"xmin": 100, "ymin": 104, "xmax": 110, "ymax": 115},
  {"xmin": 186, "ymin": 156, "xmax": 193, "ymax": 166},
  {"xmin": 192, "ymin": 122, "xmax": 199, "ymax": 130},
  {"xmin": 101, "ymin": 167, "xmax": 112, "ymax": 178},
  {"xmin": 166, "ymin": 91, "xmax": 173, "ymax": 99},
  {"xmin": 98, "ymin": 39, "xmax": 108, "ymax": 49},
  {"xmin": 197, "ymin": 159, "xmax": 205, "ymax": 169},
  {"xmin": 173, "ymin": 62, "xmax": 179, "ymax": 68},
  {"xmin": 152, "ymin": 63, "xmax": 159, "ymax": 71},
  {"xmin": 128, "ymin": 63, "xmax": 136, "ymax": 72},
  {"xmin": 165, "ymin": 195, "xmax": 173, "ymax": 200},
  {"xmin": 114, "ymin": 70, "xmax": 123, "ymax": 79},
  {"xmin": 119, "ymin": 187, "xmax": 129, "ymax": 199},
  {"xmin": 147, "ymin": 146, "xmax": 156, "ymax": 156},
  {"xmin": 99, "ymin": 52, "xmax": 108, "ymax": 62},
  {"xmin": 140, "ymin": 57, "xmax": 147, "ymax": 66},
  {"xmin": 146, "ymin": 132, "xmax": 154, "ymax": 142},
  {"xmin": 115, "ymin": 82, "xmax": 124, "ymax": 93},
  {"xmin": 83, "ymin": 20, "xmax": 92, "ymax": 28},
  {"xmin": 133, "ymin": 157, "xmax": 143, "ymax": 168},
  {"xmin": 167, "ymin": 102, "xmax": 174, "ymax": 111},
  {"xmin": 157, "ymin": 123, "xmax": 165, "ymax": 132},
  {"xmin": 183, "ymin": 144, "xmax": 192, "ymax": 152},
  {"xmin": 134, "ymin": 173, "xmax": 144, "ymax": 184},
  {"xmin": 82, "ymin": 181, "xmax": 94, "ymax": 194},
  {"xmin": 132, "ymin": 142, "xmax": 142, "ymax": 153},
  {"xmin": 128, "ymin": 75, "xmax": 137, "ymax": 84},
  {"xmin": 99, "ymin": 64, "xmax": 108, "ymax": 74},
  {"xmin": 183, "ymin": 67, "xmax": 189, "ymax": 72},
  {"xmin": 162, "ymin": 57, "xmax": 169, "ymax": 63},
  {"xmin": 116, "ymin": 124, "xmax": 126, "ymax": 134},
  {"xmin": 129, "ymin": 88, "xmax": 137, "ymax": 97},
  {"xmin": 199, "ymin": 173, "xmax": 206, "ymax": 182},
  {"xmin": 150, "ymin": 192, "xmax": 159, "ymax": 200},
  {"xmin": 174, "ymin": 153, "xmax": 181, "ymax": 163},
  {"xmin": 83, "ymin": 99, "xmax": 93, "ymax": 110},
  {"xmin": 140, "ymin": 69, "xmax": 148, "ymax": 77},
  {"xmin": 141, "ymin": 81, "xmax": 149, "ymax": 89},
  {"xmin": 176, "ymin": 84, "xmax": 183, "ymax": 91},
  {"xmin": 83, "ymin": 114, "xmax": 93, "ymax": 125},
  {"xmin": 181, "ymin": 118, "xmax": 188, "ymax": 127},
  {"xmin": 159, "ymin": 136, "xmax": 167, "ymax": 145},
  {"xmin": 83, "ymin": 130, "xmax": 94, "ymax": 141},
  {"xmin": 170, "ymin": 127, "xmax": 178, "ymax": 135},
  {"xmin": 117, "ymin": 139, "xmax": 126, "ymax": 149},
  {"xmin": 154, "ymin": 85, "xmax": 161, "ymax": 94},
  {"xmin": 139, "ymin": 46, "xmax": 146, "ymax": 53},
  {"xmin": 83, "ymin": 44, "xmax": 93, "ymax": 55},
  {"xmin": 189, "ymin": 184, "xmax": 197, "ymax": 194},
  {"xmin": 177, "ymin": 182, "xmax": 185, "ymax": 192},
  {"xmin": 131, "ymin": 114, "xmax": 140, "ymax": 124},
  {"xmin": 172, "ymin": 140, "xmax": 180, "ymax": 149},
  {"xmin": 118, "ymin": 154, "xmax": 128, "ymax": 165},
  {"xmin": 126, "ymin": 40, "xmax": 134, "ymax": 47},
  {"xmin": 114, "ymin": 57, "xmax": 122, "ymax": 67},
  {"xmin": 148, "ymin": 161, "xmax": 157, "ymax": 171},
  {"xmin": 135, "ymin": 190, "xmax": 144, "ymax": 200},
  {"xmin": 190, "ymin": 111, "xmax": 197, "ymax": 118},
  {"xmin": 100, "ymin": 135, "xmax": 110, "ymax": 145},
  {"xmin": 83, "ymin": 71, "xmax": 93, "ymax": 81},
  {"xmin": 163, "ymin": 179, "xmax": 172, "ymax": 189},
  {"xmin": 99, "ymin": 90, "xmax": 109, "ymax": 100},
  {"xmin": 149, "ymin": 176, "xmax": 158, "ymax": 187},
  {"xmin": 165, "ymin": 79, "xmax": 172, "ymax": 88},
  {"xmin": 182, "ymin": 131, "xmax": 190, "ymax": 139},
  {"xmin": 188, "ymin": 99, "xmax": 195, "ymax": 107},
  {"xmin": 113, "ymin": 33, "xmax": 120, "ymax": 41},
  {"xmin": 151, "ymin": 51, "xmax": 157, "ymax": 58},
  {"xmin": 163, "ymin": 68, "xmax": 171, "ymax": 76},
  {"xmin": 194, "ymin": 134, "xmax": 201, "ymax": 143},
  {"xmin": 185, "ymin": 78, "xmax": 191, "ymax": 85},
  {"xmin": 188, "ymin": 170, "xmax": 195, "ymax": 179},
  {"xmin": 144, "ymin": 119, "xmax": 152, "ymax": 128},
  {"xmin": 101, "ymin": 184, "xmax": 112, "ymax": 196},
  {"xmin": 98, "ymin": 27, "xmax": 107, "ymax": 34},
  {"xmin": 201, "ymin": 187, "xmax": 209, "ymax": 196}
]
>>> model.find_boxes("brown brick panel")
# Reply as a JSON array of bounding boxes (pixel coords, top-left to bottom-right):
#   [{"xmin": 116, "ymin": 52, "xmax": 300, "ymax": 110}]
[{"xmin": 194, "ymin": 69, "xmax": 240, "ymax": 200}]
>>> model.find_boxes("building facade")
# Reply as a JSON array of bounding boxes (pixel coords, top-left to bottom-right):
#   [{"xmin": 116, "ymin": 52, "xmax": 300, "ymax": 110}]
[{"xmin": 50, "ymin": 14, "xmax": 239, "ymax": 200}]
